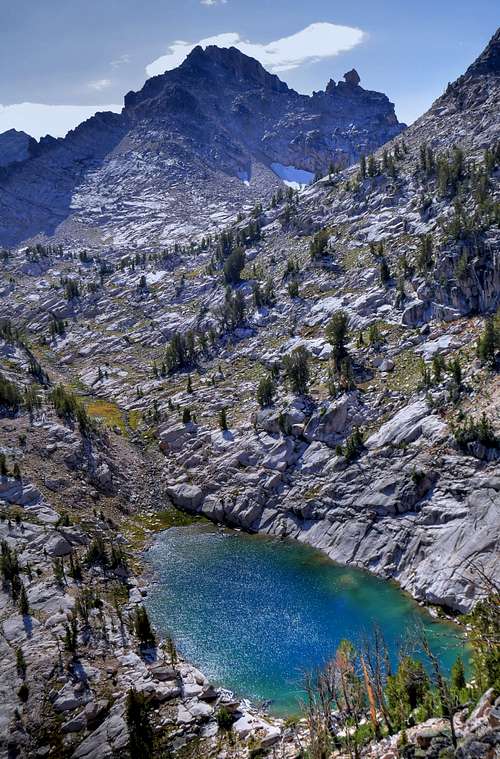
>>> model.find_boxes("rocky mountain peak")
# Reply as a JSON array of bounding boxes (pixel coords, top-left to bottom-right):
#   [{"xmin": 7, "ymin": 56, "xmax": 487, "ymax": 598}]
[
  {"xmin": 464, "ymin": 27, "xmax": 500, "ymax": 77},
  {"xmin": 180, "ymin": 44, "xmax": 290, "ymax": 94},
  {"xmin": 343, "ymin": 68, "xmax": 361, "ymax": 86},
  {"xmin": 0, "ymin": 128, "xmax": 35, "ymax": 168},
  {"xmin": 0, "ymin": 45, "xmax": 404, "ymax": 246}
]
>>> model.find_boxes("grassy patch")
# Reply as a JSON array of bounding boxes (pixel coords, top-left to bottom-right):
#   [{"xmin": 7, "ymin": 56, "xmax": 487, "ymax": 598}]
[
  {"xmin": 303, "ymin": 483, "xmax": 323, "ymax": 501},
  {"xmin": 122, "ymin": 508, "xmax": 202, "ymax": 552},
  {"xmin": 127, "ymin": 409, "xmax": 142, "ymax": 431},
  {"xmin": 384, "ymin": 349, "xmax": 423, "ymax": 394},
  {"xmin": 341, "ymin": 246, "xmax": 369, "ymax": 271},
  {"xmin": 84, "ymin": 398, "xmax": 127, "ymax": 433}
]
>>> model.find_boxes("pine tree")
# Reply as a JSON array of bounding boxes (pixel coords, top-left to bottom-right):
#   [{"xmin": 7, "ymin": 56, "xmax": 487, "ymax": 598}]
[
  {"xmin": 380, "ymin": 257, "xmax": 391, "ymax": 286},
  {"xmin": 367, "ymin": 154, "xmax": 378, "ymax": 177},
  {"xmin": 19, "ymin": 583, "xmax": 29, "ymax": 615},
  {"xmin": 134, "ymin": 606, "xmax": 155, "ymax": 648},
  {"xmin": 63, "ymin": 617, "xmax": 78, "ymax": 652},
  {"xmin": 359, "ymin": 154, "xmax": 367, "ymax": 179},
  {"xmin": 283, "ymin": 347, "xmax": 310, "ymax": 395},
  {"xmin": 450, "ymin": 656, "xmax": 466, "ymax": 692},
  {"xmin": 165, "ymin": 635, "xmax": 177, "ymax": 666},
  {"xmin": 417, "ymin": 234, "xmax": 433, "ymax": 272},
  {"xmin": 16, "ymin": 647, "xmax": 26, "ymax": 678},
  {"xmin": 126, "ymin": 689, "xmax": 153, "ymax": 759},
  {"xmin": 256, "ymin": 376, "xmax": 275, "ymax": 408},
  {"xmin": 223, "ymin": 248, "xmax": 245, "ymax": 285},
  {"xmin": 218, "ymin": 407, "xmax": 228, "ymax": 431},
  {"xmin": 449, "ymin": 357, "xmax": 462, "ymax": 389},
  {"xmin": 477, "ymin": 318, "xmax": 497, "ymax": 366},
  {"xmin": 325, "ymin": 311, "xmax": 349, "ymax": 370}
]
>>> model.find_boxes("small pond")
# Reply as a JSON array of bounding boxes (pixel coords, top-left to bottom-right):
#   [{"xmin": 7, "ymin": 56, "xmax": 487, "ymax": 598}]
[{"xmin": 145, "ymin": 524, "xmax": 467, "ymax": 716}]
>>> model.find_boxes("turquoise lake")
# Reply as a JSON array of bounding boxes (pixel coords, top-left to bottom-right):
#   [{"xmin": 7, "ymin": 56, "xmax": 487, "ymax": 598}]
[{"xmin": 145, "ymin": 524, "xmax": 467, "ymax": 716}]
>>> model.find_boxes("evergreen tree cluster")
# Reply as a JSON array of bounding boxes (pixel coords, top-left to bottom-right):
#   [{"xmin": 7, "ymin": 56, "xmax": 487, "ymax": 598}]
[{"xmin": 50, "ymin": 385, "xmax": 93, "ymax": 434}]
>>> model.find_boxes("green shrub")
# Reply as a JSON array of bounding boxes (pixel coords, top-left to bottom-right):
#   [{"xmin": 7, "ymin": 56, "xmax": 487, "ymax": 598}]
[
  {"xmin": 0, "ymin": 373, "xmax": 22, "ymax": 411},
  {"xmin": 17, "ymin": 683, "xmax": 29, "ymax": 702},
  {"xmin": 452, "ymin": 413, "xmax": 499, "ymax": 452},
  {"xmin": 256, "ymin": 375, "xmax": 275, "ymax": 408},
  {"xmin": 85, "ymin": 537, "xmax": 109, "ymax": 567},
  {"xmin": 344, "ymin": 428, "xmax": 365, "ymax": 462},
  {"xmin": 134, "ymin": 606, "xmax": 155, "ymax": 648},
  {"xmin": 309, "ymin": 228, "xmax": 330, "ymax": 259},
  {"xmin": 216, "ymin": 706, "xmax": 234, "ymax": 731},
  {"xmin": 283, "ymin": 347, "xmax": 310, "ymax": 396}
]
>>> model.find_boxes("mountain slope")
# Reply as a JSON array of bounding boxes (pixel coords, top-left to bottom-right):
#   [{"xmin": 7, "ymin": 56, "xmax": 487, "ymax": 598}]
[
  {"xmin": 0, "ymin": 29, "xmax": 498, "ymax": 611},
  {"xmin": 0, "ymin": 26, "xmax": 499, "ymax": 759},
  {"xmin": 0, "ymin": 46, "xmax": 403, "ymax": 248}
]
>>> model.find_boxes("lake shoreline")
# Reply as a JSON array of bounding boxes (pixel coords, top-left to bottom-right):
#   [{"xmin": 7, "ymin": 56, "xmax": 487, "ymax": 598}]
[{"xmin": 142, "ymin": 521, "xmax": 469, "ymax": 718}]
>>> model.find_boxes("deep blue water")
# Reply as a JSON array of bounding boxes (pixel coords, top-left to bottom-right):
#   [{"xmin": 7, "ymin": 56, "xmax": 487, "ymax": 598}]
[{"xmin": 145, "ymin": 524, "xmax": 467, "ymax": 716}]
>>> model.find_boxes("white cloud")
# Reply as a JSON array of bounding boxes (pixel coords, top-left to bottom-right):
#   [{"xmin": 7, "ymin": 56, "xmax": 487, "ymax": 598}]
[
  {"xmin": 0, "ymin": 103, "xmax": 122, "ymax": 140},
  {"xmin": 88, "ymin": 78, "xmax": 112, "ymax": 91},
  {"xmin": 146, "ymin": 22, "xmax": 365, "ymax": 77},
  {"xmin": 110, "ymin": 54, "xmax": 131, "ymax": 68},
  {"xmin": 201, "ymin": 0, "xmax": 227, "ymax": 5}
]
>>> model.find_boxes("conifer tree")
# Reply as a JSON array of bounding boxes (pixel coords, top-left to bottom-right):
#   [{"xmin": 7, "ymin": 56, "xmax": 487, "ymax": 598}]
[
  {"xmin": 256, "ymin": 375, "xmax": 275, "ymax": 408},
  {"xmin": 359, "ymin": 154, "xmax": 367, "ymax": 179},
  {"xmin": 283, "ymin": 347, "xmax": 310, "ymax": 395},
  {"xmin": 325, "ymin": 311, "xmax": 349, "ymax": 370}
]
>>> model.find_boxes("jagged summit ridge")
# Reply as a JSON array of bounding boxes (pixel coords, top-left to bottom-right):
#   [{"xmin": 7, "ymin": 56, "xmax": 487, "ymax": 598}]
[
  {"xmin": 0, "ymin": 45, "xmax": 404, "ymax": 247},
  {"xmin": 182, "ymin": 44, "xmax": 290, "ymax": 92}
]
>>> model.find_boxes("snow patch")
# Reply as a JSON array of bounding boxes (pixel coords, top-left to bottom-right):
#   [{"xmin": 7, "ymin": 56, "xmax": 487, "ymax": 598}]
[
  {"xmin": 146, "ymin": 271, "xmax": 168, "ymax": 285},
  {"xmin": 271, "ymin": 162, "xmax": 314, "ymax": 189},
  {"xmin": 237, "ymin": 169, "xmax": 250, "ymax": 186}
]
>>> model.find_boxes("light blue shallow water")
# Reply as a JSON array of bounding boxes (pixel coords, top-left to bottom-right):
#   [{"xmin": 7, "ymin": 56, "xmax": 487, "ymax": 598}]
[{"xmin": 145, "ymin": 524, "xmax": 467, "ymax": 716}]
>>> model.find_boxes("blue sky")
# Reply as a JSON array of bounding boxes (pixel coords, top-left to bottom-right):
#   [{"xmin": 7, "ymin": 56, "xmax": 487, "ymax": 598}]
[{"xmin": 0, "ymin": 0, "xmax": 497, "ymax": 138}]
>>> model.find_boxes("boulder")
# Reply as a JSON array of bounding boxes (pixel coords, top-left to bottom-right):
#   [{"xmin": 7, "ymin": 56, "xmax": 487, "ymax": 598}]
[
  {"xmin": 166, "ymin": 483, "xmax": 203, "ymax": 510},
  {"xmin": 159, "ymin": 422, "xmax": 197, "ymax": 452},
  {"xmin": 72, "ymin": 708, "xmax": 128, "ymax": 758},
  {"xmin": 262, "ymin": 437, "xmax": 295, "ymax": 471},
  {"xmin": 402, "ymin": 299, "xmax": 427, "ymax": 326},
  {"xmin": 365, "ymin": 400, "xmax": 430, "ymax": 449},
  {"xmin": 149, "ymin": 665, "xmax": 178, "ymax": 682},
  {"xmin": 304, "ymin": 394, "xmax": 351, "ymax": 446},
  {"xmin": 2, "ymin": 614, "xmax": 40, "ymax": 642},
  {"xmin": 44, "ymin": 532, "xmax": 73, "ymax": 557},
  {"xmin": 53, "ymin": 684, "xmax": 85, "ymax": 713},
  {"xmin": 62, "ymin": 715, "xmax": 86, "ymax": 733},
  {"xmin": 378, "ymin": 358, "xmax": 395, "ymax": 372}
]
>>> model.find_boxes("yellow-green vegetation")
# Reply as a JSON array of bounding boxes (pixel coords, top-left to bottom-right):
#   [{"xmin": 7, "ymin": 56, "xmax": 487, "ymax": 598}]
[
  {"xmin": 341, "ymin": 246, "xmax": 369, "ymax": 271},
  {"xmin": 382, "ymin": 349, "xmax": 424, "ymax": 394},
  {"xmin": 69, "ymin": 376, "xmax": 92, "ymax": 394},
  {"xmin": 122, "ymin": 508, "xmax": 201, "ymax": 553},
  {"xmin": 128, "ymin": 409, "xmax": 142, "ymax": 431},
  {"xmin": 0, "ymin": 504, "xmax": 43, "ymax": 526},
  {"xmin": 365, "ymin": 319, "xmax": 406, "ymax": 343},
  {"xmin": 303, "ymin": 483, "xmax": 323, "ymax": 501},
  {"xmin": 82, "ymin": 398, "xmax": 141, "ymax": 435},
  {"xmin": 84, "ymin": 398, "xmax": 128, "ymax": 433},
  {"xmin": 298, "ymin": 323, "xmax": 322, "ymax": 339}
]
